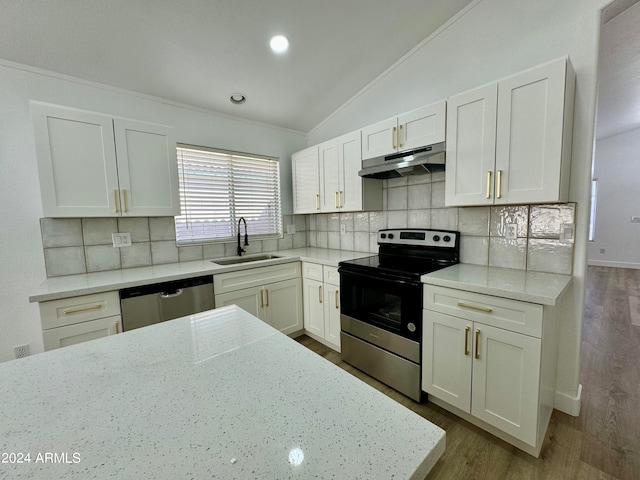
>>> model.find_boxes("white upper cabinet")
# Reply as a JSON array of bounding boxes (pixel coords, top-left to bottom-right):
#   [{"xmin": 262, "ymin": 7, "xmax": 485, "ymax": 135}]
[
  {"xmin": 318, "ymin": 138, "xmax": 339, "ymax": 212},
  {"xmin": 31, "ymin": 102, "xmax": 180, "ymax": 217},
  {"xmin": 291, "ymin": 145, "xmax": 320, "ymax": 214},
  {"xmin": 445, "ymin": 57, "xmax": 575, "ymax": 206},
  {"xmin": 361, "ymin": 100, "xmax": 446, "ymax": 160}
]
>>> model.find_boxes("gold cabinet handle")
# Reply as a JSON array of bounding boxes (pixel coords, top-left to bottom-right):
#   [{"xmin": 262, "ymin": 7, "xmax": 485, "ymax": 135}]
[
  {"xmin": 338, "ymin": 191, "xmax": 343, "ymax": 208},
  {"xmin": 114, "ymin": 190, "xmax": 120, "ymax": 213},
  {"xmin": 392, "ymin": 126, "xmax": 397, "ymax": 149},
  {"xmin": 464, "ymin": 326, "xmax": 470, "ymax": 356},
  {"xmin": 486, "ymin": 171, "xmax": 492, "ymax": 199},
  {"xmin": 122, "ymin": 189, "xmax": 129, "ymax": 213},
  {"xmin": 457, "ymin": 301, "xmax": 493, "ymax": 313},
  {"xmin": 115, "ymin": 321, "xmax": 120, "ymax": 334},
  {"xmin": 315, "ymin": 194, "xmax": 320, "ymax": 211},
  {"xmin": 334, "ymin": 191, "xmax": 339, "ymax": 209},
  {"xmin": 475, "ymin": 329, "xmax": 480, "ymax": 359},
  {"xmin": 335, "ymin": 290, "xmax": 339, "ymax": 309},
  {"xmin": 260, "ymin": 289, "xmax": 264, "ymax": 308},
  {"xmin": 265, "ymin": 289, "xmax": 269, "ymax": 308},
  {"xmin": 496, "ymin": 170, "xmax": 502, "ymax": 199},
  {"xmin": 319, "ymin": 285, "xmax": 323, "ymax": 304},
  {"xmin": 63, "ymin": 304, "xmax": 102, "ymax": 315},
  {"xmin": 398, "ymin": 124, "xmax": 403, "ymax": 149}
]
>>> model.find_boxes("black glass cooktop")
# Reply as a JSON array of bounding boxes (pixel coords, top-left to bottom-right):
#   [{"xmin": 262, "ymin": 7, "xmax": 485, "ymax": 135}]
[{"xmin": 339, "ymin": 254, "xmax": 455, "ymax": 281}]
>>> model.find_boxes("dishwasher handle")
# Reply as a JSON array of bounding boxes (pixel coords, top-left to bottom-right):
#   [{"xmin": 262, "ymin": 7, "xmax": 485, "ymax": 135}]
[{"xmin": 159, "ymin": 289, "xmax": 184, "ymax": 299}]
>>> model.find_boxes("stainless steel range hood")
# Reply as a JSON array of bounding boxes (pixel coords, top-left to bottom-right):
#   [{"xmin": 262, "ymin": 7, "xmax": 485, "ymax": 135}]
[{"xmin": 358, "ymin": 142, "xmax": 445, "ymax": 179}]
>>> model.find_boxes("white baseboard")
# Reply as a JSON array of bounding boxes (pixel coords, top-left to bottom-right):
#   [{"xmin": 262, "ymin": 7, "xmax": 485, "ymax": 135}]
[
  {"xmin": 554, "ymin": 384, "xmax": 582, "ymax": 416},
  {"xmin": 587, "ymin": 260, "xmax": 640, "ymax": 269}
]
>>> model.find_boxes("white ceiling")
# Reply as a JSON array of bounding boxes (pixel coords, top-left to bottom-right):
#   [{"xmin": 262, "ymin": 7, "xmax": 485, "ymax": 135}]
[
  {"xmin": 596, "ymin": 0, "xmax": 640, "ymax": 140},
  {"xmin": 0, "ymin": 0, "xmax": 473, "ymax": 133}
]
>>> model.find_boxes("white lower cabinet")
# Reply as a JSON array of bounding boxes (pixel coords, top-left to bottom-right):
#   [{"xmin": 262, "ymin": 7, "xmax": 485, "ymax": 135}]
[
  {"xmin": 39, "ymin": 291, "xmax": 122, "ymax": 351},
  {"xmin": 214, "ymin": 263, "xmax": 303, "ymax": 335},
  {"xmin": 422, "ymin": 285, "xmax": 557, "ymax": 457},
  {"xmin": 302, "ymin": 263, "xmax": 341, "ymax": 351}
]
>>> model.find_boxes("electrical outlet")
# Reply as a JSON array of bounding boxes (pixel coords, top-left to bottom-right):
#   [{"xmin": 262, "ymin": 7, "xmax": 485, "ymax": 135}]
[
  {"xmin": 112, "ymin": 232, "xmax": 132, "ymax": 247},
  {"xmin": 600, "ymin": 248, "xmax": 606, "ymax": 254},
  {"xmin": 560, "ymin": 223, "xmax": 575, "ymax": 243},
  {"xmin": 505, "ymin": 223, "xmax": 517, "ymax": 240},
  {"xmin": 14, "ymin": 344, "xmax": 30, "ymax": 359},
  {"xmin": 631, "ymin": 216, "xmax": 640, "ymax": 223},
  {"xmin": 340, "ymin": 224, "xmax": 347, "ymax": 235}
]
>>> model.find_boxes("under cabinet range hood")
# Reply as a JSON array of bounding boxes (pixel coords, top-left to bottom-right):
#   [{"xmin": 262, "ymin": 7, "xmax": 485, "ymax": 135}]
[{"xmin": 358, "ymin": 142, "xmax": 446, "ymax": 179}]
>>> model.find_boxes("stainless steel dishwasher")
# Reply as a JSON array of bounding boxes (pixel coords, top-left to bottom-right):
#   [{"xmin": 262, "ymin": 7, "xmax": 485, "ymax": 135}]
[{"xmin": 119, "ymin": 276, "xmax": 214, "ymax": 331}]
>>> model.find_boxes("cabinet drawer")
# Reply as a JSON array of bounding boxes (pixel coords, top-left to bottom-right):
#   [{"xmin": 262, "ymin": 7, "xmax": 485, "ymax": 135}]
[
  {"xmin": 39, "ymin": 291, "xmax": 121, "ymax": 330},
  {"xmin": 214, "ymin": 262, "xmax": 301, "ymax": 294},
  {"xmin": 423, "ymin": 285, "xmax": 543, "ymax": 337},
  {"xmin": 42, "ymin": 315, "xmax": 122, "ymax": 351},
  {"xmin": 302, "ymin": 262, "xmax": 324, "ymax": 282},
  {"xmin": 323, "ymin": 266, "xmax": 340, "ymax": 286}
]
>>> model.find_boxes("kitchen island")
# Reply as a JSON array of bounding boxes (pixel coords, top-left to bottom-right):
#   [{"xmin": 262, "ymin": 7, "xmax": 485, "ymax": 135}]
[{"xmin": 0, "ymin": 305, "xmax": 445, "ymax": 479}]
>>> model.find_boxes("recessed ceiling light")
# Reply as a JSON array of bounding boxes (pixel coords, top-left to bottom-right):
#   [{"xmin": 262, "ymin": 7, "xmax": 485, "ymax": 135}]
[
  {"xmin": 229, "ymin": 93, "xmax": 247, "ymax": 105},
  {"xmin": 270, "ymin": 35, "xmax": 289, "ymax": 54}
]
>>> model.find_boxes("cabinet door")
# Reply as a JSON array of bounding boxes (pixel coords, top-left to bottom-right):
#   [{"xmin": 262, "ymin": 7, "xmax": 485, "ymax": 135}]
[
  {"xmin": 215, "ymin": 287, "xmax": 264, "ymax": 320},
  {"xmin": 495, "ymin": 59, "xmax": 569, "ymax": 204},
  {"xmin": 445, "ymin": 84, "xmax": 498, "ymax": 207},
  {"xmin": 361, "ymin": 117, "xmax": 398, "ymax": 160},
  {"xmin": 303, "ymin": 278, "xmax": 325, "ymax": 337},
  {"xmin": 291, "ymin": 146, "xmax": 320, "ymax": 214},
  {"xmin": 42, "ymin": 315, "xmax": 121, "ymax": 351},
  {"xmin": 337, "ymin": 131, "xmax": 363, "ymax": 212},
  {"xmin": 422, "ymin": 311, "xmax": 472, "ymax": 412},
  {"xmin": 31, "ymin": 103, "xmax": 120, "ymax": 217},
  {"xmin": 323, "ymin": 284, "xmax": 341, "ymax": 351},
  {"xmin": 318, "ymin": 138, "xmax": 339, "ymax": 212},
  {"xmin": 471, "ymin": 323, "xmax": 541, "ymax": 447},
  {"xmin": 398, "ymin": 100, "xmax": 446, "ymax": 152},
  {"xmin": 264, "ymin": 278, "xmax": 303, "ymax": 335},
  {"xmin": 113, "ymin": 119, "xmax": 180, "ymax": 216}
]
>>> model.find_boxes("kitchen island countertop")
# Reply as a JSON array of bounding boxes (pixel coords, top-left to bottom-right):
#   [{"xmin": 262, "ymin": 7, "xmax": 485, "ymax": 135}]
[{"xmin": 0, "ymin": 305, "xmax": 445, "ymax": 479}]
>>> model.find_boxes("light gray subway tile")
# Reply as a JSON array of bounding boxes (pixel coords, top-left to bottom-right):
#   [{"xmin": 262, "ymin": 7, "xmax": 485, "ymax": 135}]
[
  {"xmin": 151, "ymin": 240, "xmax": 179, "ymax": 265},
  {"xmin": 118, "ymin": 217, "xmax": 150, "ymax": 243},
  {"xmin": 408, "ymin": 184, "xmax": 431, "ymax": 210},
  {"xmin": 85, "ymin": 245, "xmax": 121, "ymax": 272},
  {"xmin": 459, "ymin": 207, "xmax": 490, "ymax": 236},
  {"xmin": 246, "ymin": 240, "xmax": 263, "ymax": 254},
  {"xmin": 387, "ymin": 177, "xmax": 408, "ymax": 188},
  {"xmin": 407, "ymin": 173, "xmax": 431, "ymax": 185},
  {"xmin": 308, "ymin": 215, "xmax": 316, "ymax": 231},
  {"xmin": 224, "ymin": 242, "xmax": 238, "ymax": 257},
  {"xmin": 431, "ymin": 171, "xmax": 446, "ymax": 182},
  {"xmin": 387, "ymin": 210, "xmax": 408, "ymax": 229},
  {"xmin": 387, "ymin": 186, "xmax": 408, "ymax": 210},
  {"xmin": 340, "ymin": 212, "xmax": 354, "ymax": 232},
  {"xmin": 282, "ymin": 215, "xmax": 293, "ymax": 230},
  {"xmin": 431, "ymin": 208, "xmax": 458, "ymax": 230},
  {"xmin": 529, "ymin": 204, "xmax": 576, "ymax": 239},
  {"xmin": 316, "ymin": 232, "xmax": 328, "ymax": 249},
  {"xmin": 262, "ymin": 239, "xmax": 278, "ymax": 252},
  {"xmin": 527, "ymin": 239, "xmax": 573, "ymax": 275},
  {"xmin": 121, "ymin": 242, "xmax": 152, "ymax": 268},
  {"xmin": 369, "ymin": 232, "xmax": 379, "ymax": 253},
  {"xmin": 203, "ymin": 243, "xmax": 225, "ymax": 259},
  {"xmin": 340, "ymin": 232, "xmax": 355, "ymax": 251},
  {"xmin": 41, "ymin": 218, "xmax": 83, "ymax": 248},
  {"xmin": 369, "ymin": 211, "xmax": 387, "ymax": 232},
  {"xmin": 178, "ymin": 245, "xmax": 204, "ymax": 262},
  {"xmin": 354, "ymin": 232, "xmax": 370, "ymax": 252},
  {"xmin": 308, "ymin": 231, "xmax": 317, "ymax": 247},
  {"xmin": 327, "ymin": 213, "xmax": 340, "ymax": 232},
  {"xmin": 460, "ymin": 236, "xmax": 489, "ymax": 266},
  {"xmin": 44, "ymin": 247, "xmax": 86, "ymax": 277},
  {"xmin": 293, "ymin": 232, "xmax": 307, "ymax": 248},
  {"xmin": 316, "ymin": 214, "xmax": 328, "ymax": 232},
  {"xmin": 431, "ymin": 181, "xmax": 446, "ymax": 208},
  {"xmin": 354, "ymin": 212, "xmax": 369, "ymax": 232},
  {"xmin": 294, "ymin": 215, "xmax": 306, "ymax": 232},
  {"xmin": 327, "ymin": 232, "xmax": 340, "ymax": 250},
  {"xmin": 382, "ymin": 187, "xmax": 388, "ymax": 210},
  {"xmin": 490, "ymin": 206, "xmax": 529, "ymax": 237},
  {"xmin": 149, "ymin": 217, "xmax": 176, "ymax": 241},
  {"xmin": 278, "ymin": 234, "xmax": 293, "ymax": 251},
  {"xmin": 82, "ymin": 218, "xmax": 118, "ymax": 245},
  {"xmin": 489, "ymin": 237, "xmax": 527, "ymax": 270},
  {"xmin": 408, "ymin": 210, "xmax": 431, "ymax": 228}
]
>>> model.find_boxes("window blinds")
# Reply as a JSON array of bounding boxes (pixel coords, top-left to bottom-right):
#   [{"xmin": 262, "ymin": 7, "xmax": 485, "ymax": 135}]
[{"xmin": 175, "ymin": 145, "xmax": 282, "ymax": 244}]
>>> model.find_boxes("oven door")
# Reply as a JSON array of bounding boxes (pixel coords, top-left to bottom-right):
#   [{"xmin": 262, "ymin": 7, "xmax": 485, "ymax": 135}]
[{"xmin": 339, "ymin": 268, "xmax": 422, "ymax": 342}]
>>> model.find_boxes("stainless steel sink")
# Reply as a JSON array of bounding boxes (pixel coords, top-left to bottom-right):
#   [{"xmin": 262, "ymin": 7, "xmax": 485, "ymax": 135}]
[{"xmin": 210, "ymin": 254, "xmax": 282, "ymax": 265}]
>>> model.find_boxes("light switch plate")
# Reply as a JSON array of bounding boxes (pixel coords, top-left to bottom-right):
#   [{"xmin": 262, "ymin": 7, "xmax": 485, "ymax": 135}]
[
  {"xmin": 112, "ymin": 232, "xmax": 132, "ymax": 247},
  {"xmin": 505, "ymin": 223, "xmax": 517, "ymax": 240},
  {"xmin": 340, "ymin": 224, "xmax": 347, "ymax": 235},
  {"xmin": 631, "ymin": 216, "xmax": 640, "ymax": 223}
]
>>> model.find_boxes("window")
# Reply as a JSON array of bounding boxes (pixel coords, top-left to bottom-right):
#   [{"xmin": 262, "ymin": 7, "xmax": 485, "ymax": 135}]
[
  {"xmin": 588, "ymin": 178, "xmax": 598, "ymax": 242},
  {"xmin": 175, "ymin": 144, "xmax": 282, "ymax": 244}
]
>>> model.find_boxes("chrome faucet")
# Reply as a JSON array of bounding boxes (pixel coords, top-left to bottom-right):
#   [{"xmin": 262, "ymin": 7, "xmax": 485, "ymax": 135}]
[{"xmin": 237, "ymin": 217, "xmax": 249, "ymax": 256}]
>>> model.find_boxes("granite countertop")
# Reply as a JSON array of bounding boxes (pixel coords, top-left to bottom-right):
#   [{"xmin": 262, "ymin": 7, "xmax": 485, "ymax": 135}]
[
  {"xmin": 0, "ymin": 305, "xmax": 445, "ymax": 479},
  {"xmin": 30, "ymin": 248, "xmax": 371, "ymax": 303},
  {"xmin": 421, "ymin": 264, "xmax": 572, "ymax": 306}
]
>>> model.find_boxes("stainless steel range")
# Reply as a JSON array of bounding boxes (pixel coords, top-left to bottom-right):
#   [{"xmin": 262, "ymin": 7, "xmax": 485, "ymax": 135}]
[{"xmin": 338, "ymin": 229, "xmax": 460, "ymax": 401}]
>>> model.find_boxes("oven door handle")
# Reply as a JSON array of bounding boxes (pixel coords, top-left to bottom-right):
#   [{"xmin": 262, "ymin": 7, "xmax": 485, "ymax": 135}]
[{"xmin": 337, "ymin": 268, "xmax": 421, "ymax": 287}]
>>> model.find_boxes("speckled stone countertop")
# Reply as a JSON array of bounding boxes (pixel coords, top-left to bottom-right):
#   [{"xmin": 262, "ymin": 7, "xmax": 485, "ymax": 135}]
[
  {"xmin": 421, "ymin": 264, "xmax": 572, "ymax": 306},
  {"xmin": 0, "ymin": 305, "xmax": 445, "ymax": 479},
  {"xmin": 29, "ymin": 248, "xmax": 371, "ymax": 303}
]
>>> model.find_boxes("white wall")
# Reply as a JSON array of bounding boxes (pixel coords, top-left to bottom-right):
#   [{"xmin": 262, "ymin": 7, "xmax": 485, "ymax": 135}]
[
  {"xmin": 308, "ymin": 0, "xmax": 610, "ymax": 415},
  {"xmin": 0, "ymin": 61, "xmax": 306, "ymax": 363},
  {"xmin": 588, "ymin": 127, "xmax": 640, "ymax": 268}
]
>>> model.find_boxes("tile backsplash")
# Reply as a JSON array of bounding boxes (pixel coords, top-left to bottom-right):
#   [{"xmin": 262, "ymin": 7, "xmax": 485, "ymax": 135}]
[{"xmin": 40, "ymin": 173, "xmax": 575, "ymax": 277}]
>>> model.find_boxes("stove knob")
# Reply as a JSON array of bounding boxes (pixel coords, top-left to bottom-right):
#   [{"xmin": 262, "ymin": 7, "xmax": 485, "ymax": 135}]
[
  {"xmin": 443, "ymin": 235, "xmax": 451, "ymax": 242},
  {"xmin": 380, "ymin": 233, "xmax": 387, "ymax": 239},
  {"xmin": 388, "ymin": 233, "xmax": 394, "ymax": 239},
  {"xmin": 432, "ymin": 235, "xmax": 440, "ymax": 242},
  {"xmin": 407, "ymin": 323, "xmax": 416, "ymax": 333}
]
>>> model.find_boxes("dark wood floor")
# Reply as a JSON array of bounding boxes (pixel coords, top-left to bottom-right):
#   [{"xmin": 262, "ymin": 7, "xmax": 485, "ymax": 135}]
[{"xmin": 295, "ymin": 266, "xmax": 640, "ymax": 479}]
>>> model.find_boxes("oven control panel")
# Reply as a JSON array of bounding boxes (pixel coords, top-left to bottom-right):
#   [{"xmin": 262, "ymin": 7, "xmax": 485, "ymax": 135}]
[{"xmin": 378, "ymin": 229, "xmax": 458, "ymax": 248}]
